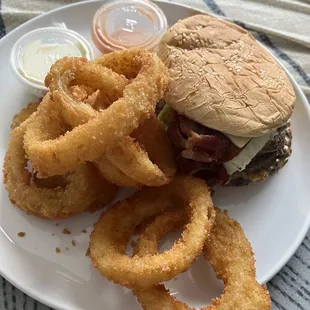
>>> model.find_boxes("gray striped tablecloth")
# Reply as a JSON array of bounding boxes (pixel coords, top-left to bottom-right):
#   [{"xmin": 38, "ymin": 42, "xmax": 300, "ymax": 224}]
[{"xmin": 0, "ymin": 0, "xmax": 310, "ymax": 309}]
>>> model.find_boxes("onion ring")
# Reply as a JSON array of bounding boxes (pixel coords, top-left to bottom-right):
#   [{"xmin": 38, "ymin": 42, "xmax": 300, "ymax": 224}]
[
  {"xmin": 24, "ymin": 49, "xmax": 169, "ymax": 177},
  {"xmin": 3, "ymin": 95, "xmax": 118, "ymax": 219},
  {"xmin": 133, "ymin": 209, "xmax": 271, "ymax": 310},
  {"xmin": 45, "ymin": 57, "xmax": 129, "ymax": 127},
  {"xmin": 106, "ymin": 117, "xmax": 176, "ymax": 187},
  {"xmin": 45, "ymin": 54, "xmax": 175, "ymax": 186},
  {"xmin": 89, "ymin": 176, "xmax": 215, "ymax": 288},
  {"xmin": 46, "ymin": 57, "xmax": 140, "ymax": 186}
]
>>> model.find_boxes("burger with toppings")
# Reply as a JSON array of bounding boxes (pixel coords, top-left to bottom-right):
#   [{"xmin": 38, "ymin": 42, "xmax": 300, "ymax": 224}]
[{"xmin": 157, "ymin": 14, "xmax": 296, "ymax": 187}]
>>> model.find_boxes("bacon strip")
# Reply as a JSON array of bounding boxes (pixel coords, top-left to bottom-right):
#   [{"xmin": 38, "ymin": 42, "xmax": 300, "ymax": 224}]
[{"xmin": 167, "ymin": 113, "xmax": 239, "ymax": 186}]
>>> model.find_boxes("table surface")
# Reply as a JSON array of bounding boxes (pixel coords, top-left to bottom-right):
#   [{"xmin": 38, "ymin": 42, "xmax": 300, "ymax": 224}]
[{"xmin": 0, "ymin": 1, "xmax": 310, "ymax": 309}]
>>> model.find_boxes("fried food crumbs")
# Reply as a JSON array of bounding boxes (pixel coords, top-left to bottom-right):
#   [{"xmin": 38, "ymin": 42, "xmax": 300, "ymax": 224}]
[
  {"xmin": 81, "ymin": 229, "xmax": 87, "ymax": 233},
  {"xmin": 63, "ymin": 228, "xmax": 71, "ymax": 235},
  {"xmin": 56, "ymin": 223, "xmax": 59, "ymax": 226},
  {"xmin": 17, "ymin": 232, "xmax": 25, "ymax": 237},
  {"xmin": 85, "ymin": 248, "xmax": 90, "ymax": 256},
  {"xmin": 72, "ymin": 240, "xmax": 76, "ymax": 247},
  {"xmin": 56, "ymin": 247, "xmax": 61, "ymax": 253},
  {"xmin": 66, "ymin": 247, "xmax": 69, "ymax": 251}
]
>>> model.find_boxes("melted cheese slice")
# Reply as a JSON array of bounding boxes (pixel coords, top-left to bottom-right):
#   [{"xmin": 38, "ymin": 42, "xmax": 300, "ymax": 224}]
[
  {"xmin": 224, "ymin": 133, "xmax": 272, "ymax": 175},
  {"xmin": 225, "ymin": 134, "xmax": 252, "ymax": 148}
]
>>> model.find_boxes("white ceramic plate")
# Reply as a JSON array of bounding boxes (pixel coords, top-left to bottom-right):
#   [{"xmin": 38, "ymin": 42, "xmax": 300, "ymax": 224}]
[{"xmin": 1, "ymin": 1, "xmax": 310, "ymax": 309}]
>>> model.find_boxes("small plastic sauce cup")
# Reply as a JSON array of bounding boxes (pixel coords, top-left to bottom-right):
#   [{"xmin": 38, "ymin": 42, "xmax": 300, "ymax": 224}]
[
  {"xmin": 10, "ymin": 27, "xmax": 94, "ymax": 97},
  {"xmin": 91, "ymin": 0, "xmax": 168, "ymax": 54}
]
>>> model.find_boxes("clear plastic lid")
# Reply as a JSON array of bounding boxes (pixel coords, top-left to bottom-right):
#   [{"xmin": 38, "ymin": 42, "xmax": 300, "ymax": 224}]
[
  {"xmin": 10, "ymin": 27, "xmax": 94, "ymax": 97},
  {"xmin": 92, "ymin": 0, "xmax": 168, "ymax": 53}
]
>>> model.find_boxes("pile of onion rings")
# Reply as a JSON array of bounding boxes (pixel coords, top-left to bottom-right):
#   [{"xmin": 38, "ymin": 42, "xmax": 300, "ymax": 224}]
[
  {"xmin": 89, "ymin": 175, "xmax": 270, "ymax": 308},
  {"xmin": 3, "ymin": 94, "xmax": 117, "ymax": 219},
  {"xmin": 3, "ymin": 48, "xmax": 175, "ymax": 219},
  {"xmin": 132, "ymin": 208, "xmax": 271, "ymax": 309},
  {"xmin": 24, "ymin": 48, "xmax": 175, "ymax": 189}
]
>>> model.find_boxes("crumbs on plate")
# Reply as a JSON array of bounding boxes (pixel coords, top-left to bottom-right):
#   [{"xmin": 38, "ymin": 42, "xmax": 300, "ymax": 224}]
[{"xmin": 63, "ymin": 228, "xmax": 71, "ymax": 235}]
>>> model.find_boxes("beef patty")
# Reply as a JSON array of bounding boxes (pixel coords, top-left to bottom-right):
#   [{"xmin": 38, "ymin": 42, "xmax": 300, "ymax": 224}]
[{"xmin": 166, "ymin": 110, "xmax": 292, "ymax": 187}]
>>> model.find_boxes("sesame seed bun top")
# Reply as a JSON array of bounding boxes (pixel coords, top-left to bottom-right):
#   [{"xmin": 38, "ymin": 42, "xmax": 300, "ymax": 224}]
[{"xmin": 158, "ymin": 14, "xmax": 296, "ymax": 137}]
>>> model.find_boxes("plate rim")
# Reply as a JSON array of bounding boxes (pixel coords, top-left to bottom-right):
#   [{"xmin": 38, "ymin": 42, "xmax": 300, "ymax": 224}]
[{"xmin": 0, "ymin": 0, "xmax": 310, "ymax": 309}]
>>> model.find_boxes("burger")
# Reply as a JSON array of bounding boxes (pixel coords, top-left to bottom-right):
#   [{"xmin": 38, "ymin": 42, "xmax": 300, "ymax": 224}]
[{"xmin": 157, "ymin": 14, "xmax": 296, "ymax": 187}]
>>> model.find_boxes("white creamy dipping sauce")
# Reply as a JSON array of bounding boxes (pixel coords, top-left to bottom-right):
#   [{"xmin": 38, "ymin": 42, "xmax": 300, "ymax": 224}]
[{"xmin": 19, "ymin": 39, "xmax": 87, "ymax": 85}]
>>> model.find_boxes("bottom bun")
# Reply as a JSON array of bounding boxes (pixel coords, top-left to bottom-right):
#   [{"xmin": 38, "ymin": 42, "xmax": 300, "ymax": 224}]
[{"xmin": 227, "ymin": 122, "xmax": 292, "ymax": 186}]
